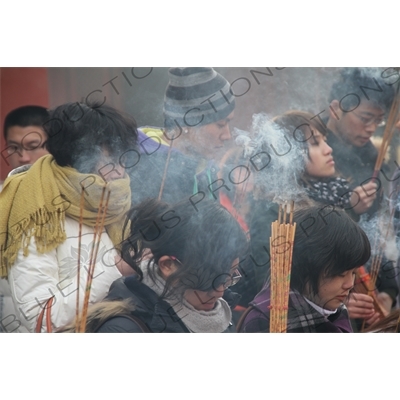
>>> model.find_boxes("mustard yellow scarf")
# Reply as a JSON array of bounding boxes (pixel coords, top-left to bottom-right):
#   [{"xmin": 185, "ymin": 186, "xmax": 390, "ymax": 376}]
[{"xmin": 0, "ymin": 155, "xmax": 131, "ymax": 278}]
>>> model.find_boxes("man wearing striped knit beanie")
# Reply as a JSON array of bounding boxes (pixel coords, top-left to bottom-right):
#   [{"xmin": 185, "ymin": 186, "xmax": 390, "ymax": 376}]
[
  {"xmin": 134, "ymin": 68, "xmax": 237, "ymax": 209},
  {"xmin": 142, "ymin": 67, "xmax": 235, "ymax": 163}
]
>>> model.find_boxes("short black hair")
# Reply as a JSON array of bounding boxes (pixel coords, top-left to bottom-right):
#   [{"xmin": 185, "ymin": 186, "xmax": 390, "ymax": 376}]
[
  {"xmin": 290, "ymin": 205, "xmax": 371, "ymax": 296},
  {"xmin": 121, "ymin": 198, "xmax": 249, "ymax": 298},
  {"xmin": 3, "ymin": 105, "xmax": 49, "ymax": 140},
  {"xmin": 44, "ymin": 102, "xmax": 139, "ymax": 172},
  {"xmin": 329, "ymin": 68, "xmax": 395, "ymax": 112}
]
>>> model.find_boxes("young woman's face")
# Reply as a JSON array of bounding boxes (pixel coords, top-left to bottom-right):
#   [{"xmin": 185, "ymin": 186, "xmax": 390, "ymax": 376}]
[
  {"xmin": 183, "ymin": 258, "xmax": 240, "ymax": 311},
  {"xmin": 305, "ymin": 129, "xmax": 335, "ymax": 178},
  {"xmin": 308, "ymin": 268, "xmax": 357, "ymax": 310}
]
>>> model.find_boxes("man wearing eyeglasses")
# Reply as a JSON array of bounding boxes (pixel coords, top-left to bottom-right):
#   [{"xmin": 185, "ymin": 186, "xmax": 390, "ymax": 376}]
[
  {"xmin": 324, "ymin": 68, "xmax": 398, "ymax": 330},
  {"xmin": 1, "ymin": 105, "xmax": 49, "ymax": 333},
  {"xmin": 2, "ymin": 105, "xmax": 49, "ymax": 173},
  {"xmin": 325, "ymin": 67, "xmax": 395, "ymax": 218}
]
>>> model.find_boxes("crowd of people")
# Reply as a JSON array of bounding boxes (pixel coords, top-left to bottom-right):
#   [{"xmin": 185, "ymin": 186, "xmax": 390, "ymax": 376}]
[{"xmin": 1, "ymin": 67, "xmax": 400, "ymax": 333}]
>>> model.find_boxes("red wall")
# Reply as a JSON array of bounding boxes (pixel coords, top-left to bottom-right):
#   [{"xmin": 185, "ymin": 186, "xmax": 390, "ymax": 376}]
[{"xmin": 0, "ymin": 68, "xmax": 49, "ymax": 181}]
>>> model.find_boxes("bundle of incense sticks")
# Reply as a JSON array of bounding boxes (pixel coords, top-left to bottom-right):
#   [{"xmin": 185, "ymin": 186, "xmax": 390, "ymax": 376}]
[
  {"xmin": 269, "ymin": 201, "xmax": 296, "ymax": 333},
  {"xmin": 372, "ymin": 76, "xmax": 400, "ymax": 178},
  {"xmin": 354, "ymin": 266, "xmax": 388, "ymax": 333},
  {"xmin": 354, "ymin": 265, "xmax": 388, "ymax": 318},
  {"xmin": 76, "ymin": 185, "xmax": 111, "ymax": 333}
]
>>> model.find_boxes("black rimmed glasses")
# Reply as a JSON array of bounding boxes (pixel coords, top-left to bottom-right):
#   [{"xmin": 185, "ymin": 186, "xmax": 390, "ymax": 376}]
[
  {"xmin": 221, "ymin": 268, "xmax": 242, "ymax": 289},
  {"xmin": 352, "ymin": 111, "xmax": 385, "ymax": 127},
  {"xmin": 6, "ymin": 140, "xmax": 48, "ymax": 156}
]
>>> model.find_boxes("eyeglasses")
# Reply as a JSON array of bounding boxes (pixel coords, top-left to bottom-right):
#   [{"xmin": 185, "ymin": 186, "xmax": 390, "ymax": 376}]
[
  {"xmin": 352, "ymin": 111, "xmax": 386, "ymax": 127},
  {"xmin": 169, "ymin": 256, "xmax": 242, "ymax": 290},
  {"xmin": 6, "ymin": 141, "xmax": 48, "ymax": 156},
  {"xmin": 220, "ymin": 268, "xmax": 242, "ymax": 289}
]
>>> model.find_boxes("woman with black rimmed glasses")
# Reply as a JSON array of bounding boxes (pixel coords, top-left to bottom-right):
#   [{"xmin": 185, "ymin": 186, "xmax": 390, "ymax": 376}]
[{"xmin": 58, "ymin": 198, "xmax": 248, "ymax": 333}]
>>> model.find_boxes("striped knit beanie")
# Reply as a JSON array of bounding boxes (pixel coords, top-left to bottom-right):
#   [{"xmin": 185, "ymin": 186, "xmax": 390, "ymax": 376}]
[{"xmin": 164, "ymin": 67, "xmax": 235, "ymax": 130}]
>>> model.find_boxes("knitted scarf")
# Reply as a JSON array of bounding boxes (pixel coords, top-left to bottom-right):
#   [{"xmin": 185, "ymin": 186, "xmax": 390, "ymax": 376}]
[
  {"xmin": 301, "ymin": 176, "xmax": 352, "ymax": 209},
  {"xmin": 0, "ymin": 155, "xmax": 131, "ymax": 278},
  {"xmin": 141, "ymin": 261, "xmax": 232, "ymax": 333}
]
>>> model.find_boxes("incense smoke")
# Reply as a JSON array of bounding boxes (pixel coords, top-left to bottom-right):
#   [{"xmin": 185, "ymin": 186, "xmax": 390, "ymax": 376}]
[
  {"xmin": 234, "ymin": 113, "xmax": 307, "ymax": 203},
  {"xmin": 358, "ymin": 210, "xmax": 398, "ymax": 267}
]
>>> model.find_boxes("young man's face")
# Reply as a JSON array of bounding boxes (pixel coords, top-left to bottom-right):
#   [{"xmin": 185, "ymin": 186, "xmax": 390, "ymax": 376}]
[
  {"xmin": 330, "ymin": 101, "xmax": 385, "ymax": 147},
  {"xmin": 5, "ymin": 125, "xmax": 49, "ymax": 169},
  {"xmin": 187, "ymin": 111, "xmax": 235, "ymax": 162}
]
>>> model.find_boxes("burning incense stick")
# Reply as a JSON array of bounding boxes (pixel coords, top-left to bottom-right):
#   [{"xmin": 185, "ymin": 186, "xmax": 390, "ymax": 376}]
[
  {"xmin": 372, "ymin": 78, "xmax": 400, "ymax": 178},
  {"xmin": 269, "ymin": 225, "xmax": 278, "ymax": 332},
  {"xmin": 77, "ymin": 186, "xmax": 109, "ymax": 332},
  {"xmin": 269, "ymin": 201, "xmax": 296, "ymax": 333},
  {"xmin": 75, "ymin": 185, "xmax": 85, "ymax": 333}
]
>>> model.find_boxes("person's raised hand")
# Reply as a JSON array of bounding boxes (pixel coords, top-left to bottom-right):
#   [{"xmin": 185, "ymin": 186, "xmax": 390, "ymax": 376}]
[
  {"xmin": 350, "ymin": 181, "xmax": 378, "ymax": 215},
  {"xmin": 345, "ymin": 292, "xmax": 375, "ymax": 319}
]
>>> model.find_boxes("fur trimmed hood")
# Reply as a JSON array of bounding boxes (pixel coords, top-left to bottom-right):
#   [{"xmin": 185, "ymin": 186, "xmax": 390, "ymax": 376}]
[{"xmin": 57, "ymin": 276, "xmax": 190, "ymax": 333}]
